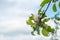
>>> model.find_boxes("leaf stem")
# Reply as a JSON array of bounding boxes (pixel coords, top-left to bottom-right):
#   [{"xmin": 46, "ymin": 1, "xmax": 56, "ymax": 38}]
[{"xmin": 45, "ymin": 0, "xmax": 52, "ymax": 13}]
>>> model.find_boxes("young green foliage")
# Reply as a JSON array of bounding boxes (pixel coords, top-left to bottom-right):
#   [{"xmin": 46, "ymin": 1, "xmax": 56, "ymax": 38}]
[
  {"xmin": 40, "ymin": 0, "xmax": 50, "ymax": 7},
  {"xmin": 55, "ymin": 16, "xmax": 60, "ymax": 21},
  {"xmin": 43, "ymin": 18, "xmax": 50, "ymax": 22},
  {"xmin": 52, "ymin": 4, "xmax": 57, "ymax": 12},
  {"xmin": 52, "ymin": 0, "xmax": 57, "ymax": 2},
  {"xmin": 55, "ymin": 13, "xmax": 60, "ymax": 21},
  {"xmin": 26, "ymin": 0, "xmax": 60, "ymax": 37},
  {"xmin": 42, "ymin": 29, "xmax": 49, "ymax": 36},
  {"xmin": 26, "ymin": 13, "xmax": 55, "ymax": 36},
  {"xmin": 58, "ymin": 2, "xmax": 60, "ymax": 8}
]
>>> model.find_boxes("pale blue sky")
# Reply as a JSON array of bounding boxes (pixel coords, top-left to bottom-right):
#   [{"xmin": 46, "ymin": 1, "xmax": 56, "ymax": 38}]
[{"xmin": 0, "ymin": 0, "xmax": 60, "ymax": 40}]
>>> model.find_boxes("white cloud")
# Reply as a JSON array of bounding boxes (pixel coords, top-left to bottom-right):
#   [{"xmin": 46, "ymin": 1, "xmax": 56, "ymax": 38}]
[
  {"xmin": 2, "ymin": 7, "xmax": 34, "ymax": 15},
  {"xmin": 0, "ymin": 0, "xmax": 43, "ymax": 9},
  {"xmin": 5, "ymin": 0, "xmax": 43, "ymax": 7},
  {"xmin": 0, "ymin": 0, "xmax": 43, "ymax": 17},
  {"xmin": 0, "ymin": 34, "xmax": 50, "ymax": 40},
  {"xmin": 0, "ymin": 17, "xmax": 30, "ymax": 32}
]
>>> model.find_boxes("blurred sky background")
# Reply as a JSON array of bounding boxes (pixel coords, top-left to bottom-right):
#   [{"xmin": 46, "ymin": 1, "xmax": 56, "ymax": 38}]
[{"xmin": 0, "ymin": 0, "xmax": 60, "ymax": 40}]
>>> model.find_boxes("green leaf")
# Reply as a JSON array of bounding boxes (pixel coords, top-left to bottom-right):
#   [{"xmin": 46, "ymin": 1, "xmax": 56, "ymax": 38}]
[
  {"xmin": 38, "ymin": 9, "xmax": 41, "ymax": 14},
  {"xmin": 58, "ymin": 2, "xmax": 60, "ymax": 8},
  {"xmin": 42, "ymin": 29, "xmax": 49, "ymax": 36},
  {"xmin": 56, "ymin": 17, "xmax": 60, "ymax": 21},
  {"xmin": 26, "ymin": 20, "xmax": 32, "ymax": 25},
  {"xmin": 52, "ymin": 4, "xmax": 57, "ymax": 12},
  {"xmin": 51, "ymin": 28, "xmax": 55, "ymax": 33},
  {"xmin": 26, "ymin": 14, "xmax": 35, "ymax": 25},
  {"xmin": 31, "ymin": 23, "xmax": 36, "ymax": 28},
  {"xmin": 52, "ymin": 0, "xmax": 56, "ymax": 2},
  {"xmin": 46, "ymin": 26, "xmax": 55, "ymax": 33},
  {"xmin": 40, "ymin": 0, "xmax": 50, "ymax": 7},
  {"xmin": 46, "ymin": 26, "xmax": 51, "ymax": 32},
  {"xmin": 43, "ymin": 18, "xmax": 50, "ymax": 22},
  {"xmin": 29, "ymin": 14, "xmax": 34, "ymax": 20}
]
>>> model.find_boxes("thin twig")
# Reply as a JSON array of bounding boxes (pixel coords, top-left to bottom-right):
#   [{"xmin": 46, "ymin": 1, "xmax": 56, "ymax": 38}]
[{"xmin": 45, "ymin": 0, "xmax": 52, "ymax": 13}]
